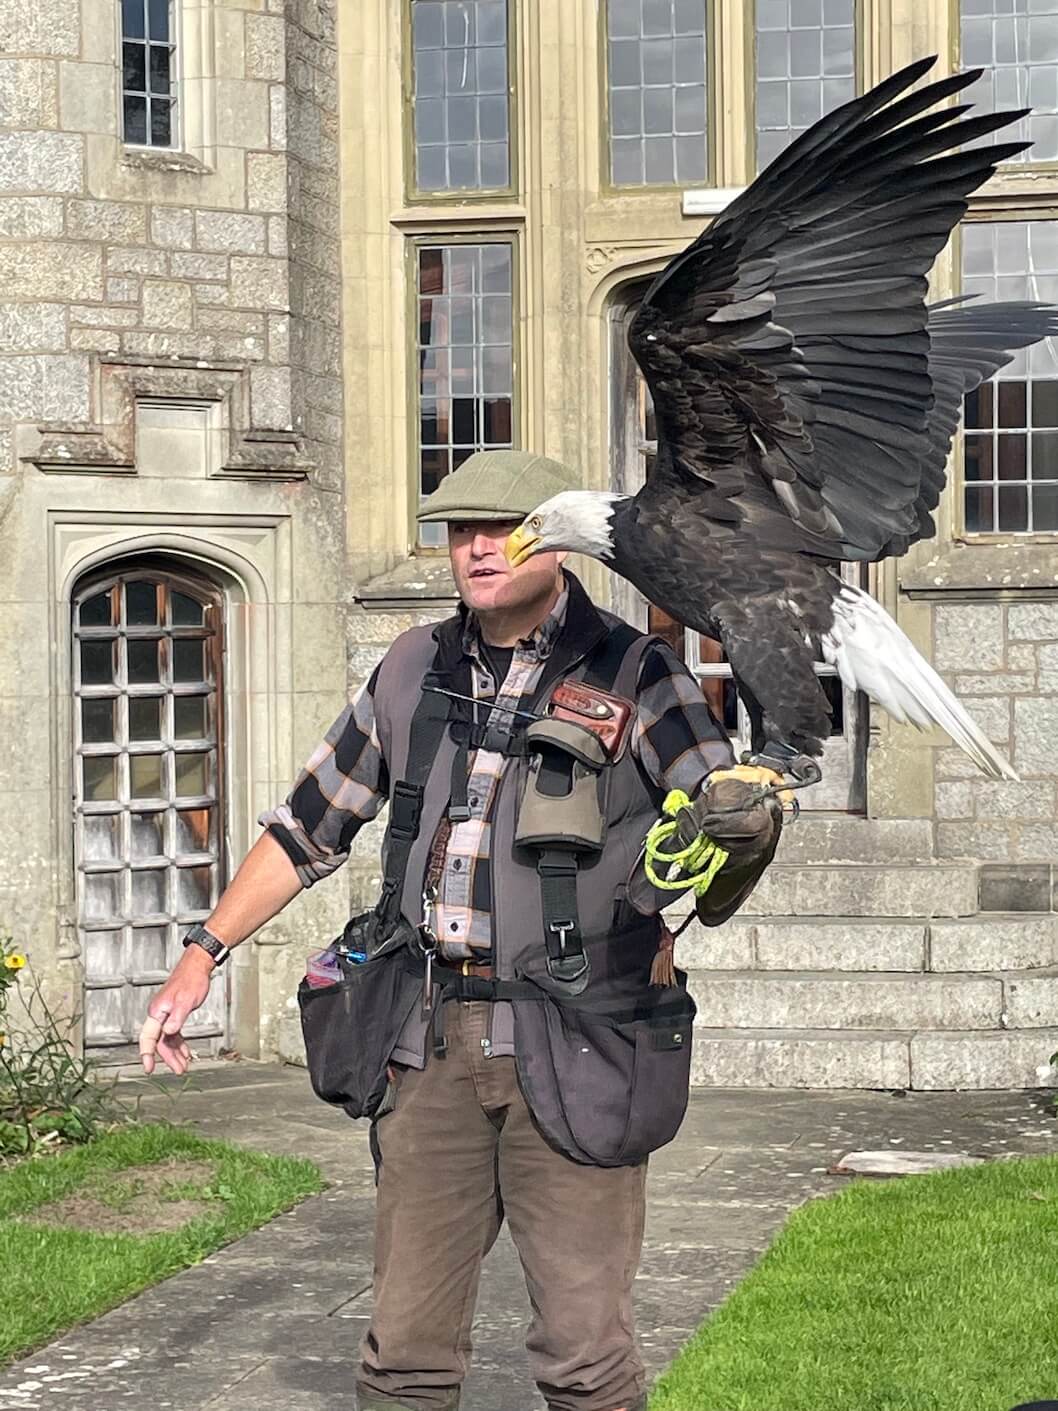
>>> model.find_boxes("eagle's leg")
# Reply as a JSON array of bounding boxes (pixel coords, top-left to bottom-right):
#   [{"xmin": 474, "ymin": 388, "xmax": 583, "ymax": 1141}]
[{"xmin": 715, "ymin": 607, "xmax": 832, "ymax": 788}]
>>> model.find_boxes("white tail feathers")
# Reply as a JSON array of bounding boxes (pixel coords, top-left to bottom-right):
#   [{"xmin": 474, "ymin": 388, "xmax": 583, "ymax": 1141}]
[{"xmin": 820, "ymin": 584, "xmax": 1019, "ymax": 781}]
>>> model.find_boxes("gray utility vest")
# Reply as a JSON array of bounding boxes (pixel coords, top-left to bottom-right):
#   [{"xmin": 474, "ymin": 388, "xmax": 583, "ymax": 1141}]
[{"xmin": 371, "ymin": 574, "xmax": 696, "ymax": 1168}]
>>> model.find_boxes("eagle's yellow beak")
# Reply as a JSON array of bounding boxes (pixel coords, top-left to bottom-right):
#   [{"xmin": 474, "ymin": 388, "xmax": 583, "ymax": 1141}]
[{"xmin": 504, "ymin": 522, "xmax": 541, "ymax": 568}]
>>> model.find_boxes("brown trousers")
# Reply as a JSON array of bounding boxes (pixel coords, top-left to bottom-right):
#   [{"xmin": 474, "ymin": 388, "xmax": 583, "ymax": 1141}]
[{"xmin": 356, "ymin": 1000, "xmax": 648, "ymax": 1411}]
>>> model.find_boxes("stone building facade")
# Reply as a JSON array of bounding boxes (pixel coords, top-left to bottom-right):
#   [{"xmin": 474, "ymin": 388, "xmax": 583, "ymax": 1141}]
[{"xmin": 3, "ymin": 0, "xmax": 1058, "ymax": 1088}]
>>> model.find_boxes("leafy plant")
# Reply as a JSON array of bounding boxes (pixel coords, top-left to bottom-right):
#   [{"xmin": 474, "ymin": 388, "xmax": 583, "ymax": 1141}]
[{"xmin": 0, "ymin": 937, "xmax": 140, "ymax": 1160}]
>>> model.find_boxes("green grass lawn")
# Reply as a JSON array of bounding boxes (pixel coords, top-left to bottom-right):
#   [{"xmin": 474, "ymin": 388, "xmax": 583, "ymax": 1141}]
[
  {"xmin": 0, "ymin": 1122, "xmax": 322, "ymax": 1365},
  {"xmin": 650, "ymin": 1154, "xmax": 1058, "ymax": 1411}
]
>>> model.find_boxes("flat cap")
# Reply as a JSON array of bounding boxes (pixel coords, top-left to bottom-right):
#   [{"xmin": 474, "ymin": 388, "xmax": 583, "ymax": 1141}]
[{"xmin": 416, "ymin": 449, "xmax": 578, "ymax": 523}]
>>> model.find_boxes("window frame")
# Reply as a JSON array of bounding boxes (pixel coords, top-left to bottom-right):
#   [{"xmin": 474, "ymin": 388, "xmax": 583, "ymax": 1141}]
[
  {"xmin": 403, "ymin": 0, "xmax": 520, "ymax": 205},
  {"xmin": 747, "ymin": 0, "xmax": 863, "ymax": 177},
  {"xmin": 955, "ymin": 215, "xmax": 1058, "ymax": 542},
  {"xmin": 406, "ymin": 229, "xmax": 522, "ymax": 552},
  {"xmin": 598, "ymin": 0, "xmax": 718, "ymax": 194},
  {"xmin": 952, "ymin": 0, "xmax": 1058, "ymax": 176},
  {"xmin": 119, "ymin": 0, "xmax": 181, "ymax": 153}
]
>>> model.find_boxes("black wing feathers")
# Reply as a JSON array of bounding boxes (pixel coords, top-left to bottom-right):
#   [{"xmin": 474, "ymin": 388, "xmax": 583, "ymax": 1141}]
[{"xmin": 628, "ymin": 57, "xmax": 1050, "ymax": 561}]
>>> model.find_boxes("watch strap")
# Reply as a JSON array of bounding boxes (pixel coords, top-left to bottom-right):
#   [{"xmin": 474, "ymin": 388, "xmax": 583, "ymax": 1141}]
[{"xmin": 182, "ymin": 923, "xmax": 231, "ymax": 966}]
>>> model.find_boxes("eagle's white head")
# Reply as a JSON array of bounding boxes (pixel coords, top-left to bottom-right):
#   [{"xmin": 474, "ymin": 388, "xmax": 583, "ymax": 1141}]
[{"xmin": 504, "ymin": 491, "xmax": 626, "ymax": 567}]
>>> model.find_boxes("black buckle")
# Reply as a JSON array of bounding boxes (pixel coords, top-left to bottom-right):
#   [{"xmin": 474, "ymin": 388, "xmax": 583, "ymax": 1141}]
[
  {"xmin": 389, "ymin": 781, "xmax": 423, "ymax": 841},
  {"xmin": 545, "ymin": 919, "xmax": 589, "ymax": 984}
]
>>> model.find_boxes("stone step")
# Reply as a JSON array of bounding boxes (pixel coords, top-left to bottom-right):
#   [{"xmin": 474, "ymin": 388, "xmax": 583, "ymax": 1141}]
[
  {"xmin": 690, "ymin": 1028, "xmax": 1058, "ymax": 1091},
  {"xmin": 687, "ymin": 971, "xmax": 1005, "ymax": 1031},
  {"xmin": 740, "ymin": 864, "xmax": 978, "ymax": 919},
  {"xmin": 775, "ymin": 816, "xmax": 933, "ymax": 865},
  {"xmin": 673, "ymin": 912, "xmax": 1058, "ymax": 974}
]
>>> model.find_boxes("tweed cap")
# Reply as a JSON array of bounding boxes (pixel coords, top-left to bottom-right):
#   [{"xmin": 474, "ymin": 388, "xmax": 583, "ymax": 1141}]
[{"xmin": 416, "ymin": 449, "xmax": 578, "ymax": 523}]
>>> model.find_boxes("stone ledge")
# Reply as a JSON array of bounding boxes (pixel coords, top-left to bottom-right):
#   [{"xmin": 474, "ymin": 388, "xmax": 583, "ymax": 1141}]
[
  {"xmin": 909, "ymin": 1029, "xmax": 1058, "ymax": 1090},
  {"xmin": 690, "ymin": 1029, "xmax": 911, "ymax": 1089},
  {"xmin": 355, "ymin": 555, "xmax": 458, "ymax": 607}
]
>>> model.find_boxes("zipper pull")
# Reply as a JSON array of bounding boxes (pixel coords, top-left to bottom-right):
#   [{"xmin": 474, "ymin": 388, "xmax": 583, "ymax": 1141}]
[{"xmin": 422, "ymin": 947, "xmax": 435, "ymax": 1014}]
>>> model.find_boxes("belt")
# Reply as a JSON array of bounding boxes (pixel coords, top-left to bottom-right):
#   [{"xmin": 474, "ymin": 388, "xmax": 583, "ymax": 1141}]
[{"xmin": 434, "ymin": 953, "xmax": 496, "ymax": 980}]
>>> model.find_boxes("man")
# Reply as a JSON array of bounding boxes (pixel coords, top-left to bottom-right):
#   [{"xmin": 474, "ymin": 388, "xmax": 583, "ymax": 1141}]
[{"xmin": 140, "ymin": 450, "xmax": 781, "ymax": 1411}]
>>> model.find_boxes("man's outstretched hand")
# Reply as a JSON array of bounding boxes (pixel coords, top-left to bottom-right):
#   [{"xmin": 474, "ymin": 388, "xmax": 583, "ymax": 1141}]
[{"xmin": 139, "ymin": 947, "xmax": 215, "ymax": 1075}]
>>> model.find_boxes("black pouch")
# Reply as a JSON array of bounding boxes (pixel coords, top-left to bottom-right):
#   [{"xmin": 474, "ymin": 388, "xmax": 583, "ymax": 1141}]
[
  {"xmin": 297, "ymin": 913, "xmax": 426, "ymax": 1119},
  {"xmin": 512, "ymin": 965, "xmax": 696, "ymax": 1168}
]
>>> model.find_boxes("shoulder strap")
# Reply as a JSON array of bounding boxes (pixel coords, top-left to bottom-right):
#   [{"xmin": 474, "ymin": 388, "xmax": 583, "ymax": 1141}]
[
  {"xmin": 579, "ymin": 621, "xmax": 643, "ymax": 692},
  {"xmin": 374, "ymin": 660, "xmax": 452, "ymax": 933}
]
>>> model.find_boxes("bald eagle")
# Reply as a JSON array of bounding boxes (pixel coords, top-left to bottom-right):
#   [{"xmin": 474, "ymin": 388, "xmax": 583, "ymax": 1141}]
[{"xmin": 506, "ymin": 57, "xmax": 1058, "ymax": 783}]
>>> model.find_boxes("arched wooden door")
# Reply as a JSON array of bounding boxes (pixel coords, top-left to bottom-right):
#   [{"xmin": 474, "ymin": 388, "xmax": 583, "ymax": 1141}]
[{"xmin": 72, "ymin": 560, "xmax": 228, "ymax": 1062}]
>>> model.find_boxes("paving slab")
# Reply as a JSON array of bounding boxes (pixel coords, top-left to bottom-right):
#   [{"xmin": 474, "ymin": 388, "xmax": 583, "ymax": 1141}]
[{"xmin": 0, "ymin": 1064, "xmax": 1055, "ymax": 1411}]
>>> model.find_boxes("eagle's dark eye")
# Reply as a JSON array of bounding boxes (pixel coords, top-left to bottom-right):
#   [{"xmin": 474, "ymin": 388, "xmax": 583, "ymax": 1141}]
[{"xmin": 530, "ymin": 516, "xmax": 542, "ymax": 530}]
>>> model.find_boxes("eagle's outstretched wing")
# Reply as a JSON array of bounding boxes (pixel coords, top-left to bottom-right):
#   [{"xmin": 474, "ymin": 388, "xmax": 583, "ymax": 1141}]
[
  {"xmin": 627, "ymin": 57, "xmax": 1031, "ymax": 562},
  {"xmin": 878, "ymin": 297, "xmax": 1058, "ymax": 554}
]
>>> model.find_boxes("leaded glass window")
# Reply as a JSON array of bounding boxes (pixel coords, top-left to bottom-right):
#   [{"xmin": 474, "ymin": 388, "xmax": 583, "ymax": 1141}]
[
  {"xmin": 411, "ymin": 0, "xmax": 511, "ymax": 193},
  {"xmin": 755, "ymin": 0, "xmax": 856, "ymax": 172},
  {"xmin": 74, "ymin": 568, "xmax": 226, "ymax": 1057},
  {"xmin": 961, "ymin": 0, "xmax": 1058, "ymax": 164},
  {"xmin": 416, "ymin": 241, "xmax": 515, "ymax": 546},
  {"xmin": 606, "ymin": 0, "xmax": 709, "ymax": 186},
  {"xmin": 962, "ymin": 221, "xmax": 1058, "ymax": 533},
  {"xmin": 121, "ymin": 0, "xmax": 177, "ymax": 148}
]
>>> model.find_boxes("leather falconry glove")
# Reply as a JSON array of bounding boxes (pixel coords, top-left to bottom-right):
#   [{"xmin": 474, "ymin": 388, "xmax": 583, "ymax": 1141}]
[{"xmin": 674, "ymin": 765, "xmax": 785, "ymax": 863}]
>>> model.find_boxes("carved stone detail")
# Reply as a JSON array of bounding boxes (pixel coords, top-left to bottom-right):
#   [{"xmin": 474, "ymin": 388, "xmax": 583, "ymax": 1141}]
[{"xmin": 26, "ymin": 355, "xmax": 310, "ymax": 480}]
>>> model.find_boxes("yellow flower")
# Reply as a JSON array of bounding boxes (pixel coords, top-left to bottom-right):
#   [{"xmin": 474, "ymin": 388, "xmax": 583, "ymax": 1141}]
[{"xmin": 3, "ymin": 954, "xmax": 26, "ymax": 971}]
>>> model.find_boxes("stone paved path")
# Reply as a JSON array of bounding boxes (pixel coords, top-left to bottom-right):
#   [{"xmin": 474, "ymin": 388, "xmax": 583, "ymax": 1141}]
[{"xmin": 1, "ymin": 1063, "xmax": 1055, "ymax": 1410}]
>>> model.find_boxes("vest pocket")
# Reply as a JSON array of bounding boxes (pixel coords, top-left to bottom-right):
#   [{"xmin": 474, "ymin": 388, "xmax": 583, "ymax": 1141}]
[{"xmin": 513, "ymin": 976, "xmax": 695, "ymax": 1168}]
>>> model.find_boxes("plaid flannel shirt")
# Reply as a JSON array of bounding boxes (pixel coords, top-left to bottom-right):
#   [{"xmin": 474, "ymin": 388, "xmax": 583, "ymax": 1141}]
[{"xmin": 261, "ymin": 588, "xmax": 735, "ymax": 958}]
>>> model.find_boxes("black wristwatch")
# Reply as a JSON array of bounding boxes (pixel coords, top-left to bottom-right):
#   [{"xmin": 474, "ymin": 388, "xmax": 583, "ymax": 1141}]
[{"xmin": 182, "ymin": 923, "xmax": 231, "ymax": 967}]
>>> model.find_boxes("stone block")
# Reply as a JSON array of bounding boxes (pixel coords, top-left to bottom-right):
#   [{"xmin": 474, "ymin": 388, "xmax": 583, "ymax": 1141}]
[
  {"xmin": 753, "ymin": 920, "xmax": 926, "ymax": 972},
  {"xmin": 973, "ymin": 779, "xmax": 1056, "ymax": 821},
  {"xmin": 1011, "ymin": 826, "xmax": 1058, "ymax": 865},
  {"xmin": 774, "ymin": 817, "xmax": 932, "ymax": 865},
  {"xmin": 215, "ymin": 79, "xmax": 270, "ymax": 149},
  {"xmin": 0, "ymin": 242, "xmax": 102, "ymax": 301},
  {"xmin": 270, "ymin": 85, "xmax": 287, "ymax": 150},
  {"xmin": 909, "ymin": 1030, "xmax": 1058, "ymax": 1089},
  {"xmin": 743, "ymin": 864, "xmax": 978, "ymax": 919},
  {"xmin": 71, "ymin": 326, "xmax": 120, "ymax": 352},
  {"xmin": 930, "ymin": 916, "xmax": 1058, "ymax": 972},
  {"xmin": 346, "ymin": 645, "xmax": 387, "ymax": 681},
  {"xmin": 194, "ymin": 284, "xmax": 229, "ymax": 306},
  {"xmin": 935, "ymin": 781, "xmax": 973, "ymax": 820},
  {"xmin": 689, "ymin": 972, "xmax": 1001, "ymax": 1031},
  {"xmin": 121, "ymin": 329, "xmax": 213, "ymax": 360},
  {"xmin": 268, "ymin": 314, "xmax": 290, "ymax": 363},
  {"xmin": 211, "ymin": 332, "xmax": 266, "ymax": 361},
  {"xmin": 0, "ymin": 196, "xmax": 63, "ymax": 239},
  {"xmin": 171, "ymin": 251, "xmax": 229, "ymax": 281},
  {"xmin": 58, "ymin": 60, "xmax": 117, "ymax": 135},
  {"xmin": 195, "ymin": 210, "xmax": 267, "ymax": 255},
  {"xmin": 107, "ymin": 246, "xmax": 167, "ymax": 276},
  {"xmin": 935, "ymin": 821, "xmax": 1014, "ymax": 863},
  {"xmin": 70, "ymin": 304, "xmax": 139, "ymax": 328},
  {"xmin": 105, "ymin": 277, "xmax": 139, "ymax": 303},
  {"xmin": 962, "ymin": 695, "xmax": 1010, "ymax": 747},
  {"xmin": 246, "ymin": 13, "xmax": 287, "ymax": 80},
  {"xmin": 954, "ymin": 671, "xmax": 1036, "ymax": 695},
  {"xmin": 934, "ymin": 603, "xmax": 1005, "ymax": 671},
  {"xmin": 673, "ymin": 919, "xmax": 754, "ymax": 970},
  {"xmin": 0, "ymin": 57, "xmax": 47, "ymax": 126},
  {"xmin": 67, "ymin": 198, "xmax": 147, "ymax": 244},
  {"xmin": 935, "ymin": 747, "xmax": 982, "ymax": 781},
  {"xmin": 0, "ymin": 356, "xmax": 44, "ymax": 417},
  {"xmin": 150, "ymin": 206, "xmax": 194, "ymax": 248},
  {"xmin": 1004, "ymin": 972, "xmax": 1058, "ymax": 1027},
  {"xmin": 250, "ymin": 364, "xmax": 293, "ymax": 428},
  {"xmin": 141, "ymin": 280, "xmax": 193, "ymax": 330},
  {"xmin": 0, "ymin": 3, "xmax": 79, "ymax": 56},
  {"xmin": 0, "ymin": 131, "xmax": 82, "ymax": 194},
  {"xmin": 0, "ymin": 302, "xmax": 65, "ymax": 353},
  {"xmin": 196, "ymin": 308, "xmax": 264, "ymax": 334},
  {"xmin": 41, "ymin": 353, "xmax": 89, "ymax": 420},
  {"xmin": 979, "ymin": 862, "xmax": 1051, "ymax": 914},
  {"xmin": 248, "ymin": 153, "xmax": 288, "ymax": 212},
  {"xmin": 268, "ymin": 215, "xmax": 288, "ymax": 257},
  {"xmin": 1009, "ymin": 603, "xmax": 1058, "ymax": 641},
  {"xmin": 1014, "ymin": 696, "xmax": 1058, "ymax": 776},
  {"xmin": 231, "ymin": 256, "xmax": 288, "ymax": 310},
  {"xmin": 689, "ymin": 1030, "xmax": 911, "ymax": 1089}
]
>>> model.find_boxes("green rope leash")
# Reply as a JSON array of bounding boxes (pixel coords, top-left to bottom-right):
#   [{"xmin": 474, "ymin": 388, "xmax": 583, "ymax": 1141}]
[{"xmin": 643, "ymin": 789, "xmax": 730, "ymax": 897}]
